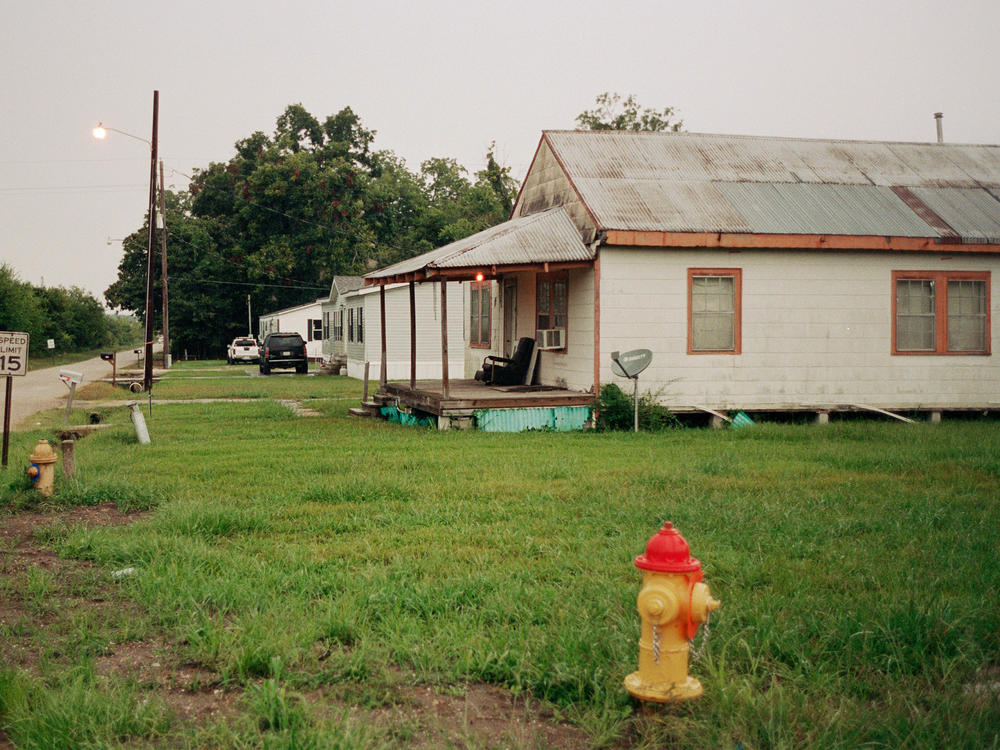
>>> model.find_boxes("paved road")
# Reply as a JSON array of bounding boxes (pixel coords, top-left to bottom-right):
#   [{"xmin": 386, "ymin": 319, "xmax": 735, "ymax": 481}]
[{"xmin": 2, "ymin": 346, "xmax": 160, "ymax": 430}]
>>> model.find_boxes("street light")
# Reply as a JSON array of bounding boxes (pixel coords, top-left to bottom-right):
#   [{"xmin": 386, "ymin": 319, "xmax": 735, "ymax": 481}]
[{"xmin": 92, "ymin": 91, "xmax": 167, "ymax": 389}]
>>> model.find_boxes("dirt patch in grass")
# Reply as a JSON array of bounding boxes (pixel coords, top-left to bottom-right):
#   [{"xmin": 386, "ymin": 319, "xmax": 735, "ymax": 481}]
[
  {"xmin": 0, "ymin": 503, "xmax": 152, "ymax": 671},
  {"xmin": 1, "ymin": 503, "xmax": 598, "ymax": 747},
  {"xmin": 382, "ymin": 682, "xmax": 588, "ymax": 748},
  {"xmin": 95, "ymin": 640, "xmax": 241, "ymax": 725}
]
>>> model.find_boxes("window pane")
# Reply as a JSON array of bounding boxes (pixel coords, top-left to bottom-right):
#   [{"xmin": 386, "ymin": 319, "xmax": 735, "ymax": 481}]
[
  {"xmin": 948, "ymin": 280, "xmax": 986, "ymax": 351},
  {"xmin": 470, "ymin": 289, "xmax": 479, "ymax": 342},
  {"xmin": 538, "ymin": 282, "xmax": 550, "ymax": 314},
  {"xmin": 692, "ymin": 313, "xmax": 734, "ymax": 350},
  {"xmin": 691, "ymin": 276, "xmax": 735, "ymax": 350},
  {"xmin": 482, "ymin": 287, "xmax": 491, "ymax": 344},
  {"xmin": 554, "ymin": 280, "xmax": 567, "ymax": 328},
  {"xmin": 896, "ymin": 280, "xmax": 936, "ymax": 351}
]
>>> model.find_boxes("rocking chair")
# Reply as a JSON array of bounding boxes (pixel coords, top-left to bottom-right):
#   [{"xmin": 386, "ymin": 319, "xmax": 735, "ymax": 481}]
[{"xmin": 475, "ymin": 337, "xmax": 537, "ymax": 386}]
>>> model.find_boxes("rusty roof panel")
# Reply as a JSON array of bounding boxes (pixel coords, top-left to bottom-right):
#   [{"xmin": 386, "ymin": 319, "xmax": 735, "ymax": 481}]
[
  {"xmin": 575, "ymin": 178, "xmax": 751, "ymax": 233},
  {"xmin": 365, "ymin": 207, "xmax": 591, "ymax": 280},
  {"xmin": 910, "ymin": 187, "xmax": 1000, "ymax": 243},
  {"xmin": 717, "ymin": 183, "xmax": 936, "ymax": 237}
]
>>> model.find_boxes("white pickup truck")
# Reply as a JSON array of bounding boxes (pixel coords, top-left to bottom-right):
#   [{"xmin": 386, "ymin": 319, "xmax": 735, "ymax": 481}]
[{"xmin": 227, "ymin": 337, "xmax": 260, "ymax": 364}]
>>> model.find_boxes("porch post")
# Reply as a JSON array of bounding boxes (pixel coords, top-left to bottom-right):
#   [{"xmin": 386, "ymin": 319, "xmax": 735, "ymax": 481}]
[
  {"xmin": 440, "ymin": 280, "xmax": 450, "ymax": 398},
  {"xmin": 379, "ymin": 284, "xmax": 387, "ymax": 386},
  {"xmin": 409, "ymin": 280, "xmax": 417, "ymax": 390}
]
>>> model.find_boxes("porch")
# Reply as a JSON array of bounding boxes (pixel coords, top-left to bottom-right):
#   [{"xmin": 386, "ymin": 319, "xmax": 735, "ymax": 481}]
[{"xmin": 377, "ymin": 379, "xmax": 593, "ymax": 430}]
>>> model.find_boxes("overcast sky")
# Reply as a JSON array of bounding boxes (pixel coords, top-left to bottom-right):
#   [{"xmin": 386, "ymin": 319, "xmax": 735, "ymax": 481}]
[{"xmin": 2, "ymin": 0, "xmax": 997, "ymax": 305}]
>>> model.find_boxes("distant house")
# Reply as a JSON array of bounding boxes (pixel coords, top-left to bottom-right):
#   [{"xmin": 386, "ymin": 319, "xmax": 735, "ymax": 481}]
[
  {"xmin": 366, "ymin": 130, "xmax": 1000, "ymax": 423},
  {"xmin": 258, "ymin": 297, "xmax": 326, "ymax": 360},
  {"xmin": 328, "ymin": 281, "xmax": 464, "ymax": 381},
  {"xmin": 320, "ymin": 276, "xmax": 364, "ymax": 367}
]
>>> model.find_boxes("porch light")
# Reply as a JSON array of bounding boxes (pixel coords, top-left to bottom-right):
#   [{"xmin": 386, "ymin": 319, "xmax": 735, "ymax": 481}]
[{"xmin": 475, "ymin": 272, "xmax": 485, "ymax": 282}]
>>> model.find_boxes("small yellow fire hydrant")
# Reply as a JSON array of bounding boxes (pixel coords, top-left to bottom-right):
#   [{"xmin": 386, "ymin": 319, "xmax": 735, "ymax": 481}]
[
  {"xmin": 27, "ymin": 439, "xmax": 58, "ymax": 497},
  {"xmin": 624, "ymin": 522, "xmax": 721, "ymax": 703}
]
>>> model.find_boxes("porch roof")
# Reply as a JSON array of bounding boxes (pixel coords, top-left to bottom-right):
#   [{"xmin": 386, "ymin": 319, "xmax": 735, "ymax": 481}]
[{"xmin": 364, "ymin": 206, "xmax": 594, "ymax": 285}]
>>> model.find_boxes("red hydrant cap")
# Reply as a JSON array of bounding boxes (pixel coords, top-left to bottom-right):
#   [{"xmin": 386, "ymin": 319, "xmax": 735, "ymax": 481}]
[{"xmin": 635, "ymin": 522, "xmax": 702, "ymax": 572}]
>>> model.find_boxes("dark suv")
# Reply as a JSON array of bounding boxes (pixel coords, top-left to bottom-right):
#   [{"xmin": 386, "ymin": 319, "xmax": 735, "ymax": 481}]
[{"xmin": 259, "ymin": 332, "xmax": 308, "ymax": 374}]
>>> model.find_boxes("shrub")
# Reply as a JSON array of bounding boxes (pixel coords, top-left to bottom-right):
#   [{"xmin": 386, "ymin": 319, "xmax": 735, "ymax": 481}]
[{"xmin": 593, "ymin": 382, "xmax": 680, "ymax": 431}]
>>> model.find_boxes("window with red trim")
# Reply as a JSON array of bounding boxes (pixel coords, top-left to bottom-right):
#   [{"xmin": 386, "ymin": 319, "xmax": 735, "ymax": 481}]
[
  {"xmin": 536, "ymin": 274, "xmax": 568, "ymax": 349},
  {"xmin": 893, "ymin": 270, "xmax": 990, "ymax": 354},
  {"xmin": 470, "ymin": 282, "xmax": 491, "ymax": 348},
  {"xmin": 688, "ymin": 269, "xmax": 742, "ymax": 354}
]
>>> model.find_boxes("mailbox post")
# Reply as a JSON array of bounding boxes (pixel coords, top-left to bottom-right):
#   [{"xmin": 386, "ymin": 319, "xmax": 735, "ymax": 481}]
[
  {"xmin": 58, "ymin": 370, "xmax": 84, "ymax": 425},
  {"xmin": 100, "ymin": 352, "xmax": 117, "ymax": 387}
]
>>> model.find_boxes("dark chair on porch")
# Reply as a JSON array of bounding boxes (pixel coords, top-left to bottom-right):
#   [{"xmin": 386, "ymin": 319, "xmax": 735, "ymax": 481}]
[{"xmin": 475, "ymin": 337, "xmax": 537, "ymax": 386}]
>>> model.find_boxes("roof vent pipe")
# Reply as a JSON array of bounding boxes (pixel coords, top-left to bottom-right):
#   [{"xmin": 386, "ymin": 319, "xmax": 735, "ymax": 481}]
[{"xmin": 934, "ymin": 112, "xmax": 944, "ymax": 144}]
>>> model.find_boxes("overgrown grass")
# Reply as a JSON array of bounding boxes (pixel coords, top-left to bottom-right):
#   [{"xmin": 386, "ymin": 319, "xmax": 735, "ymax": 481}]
[{"xmin": 2, "ymin": 367, "xmax": 998, "ymax": 747}]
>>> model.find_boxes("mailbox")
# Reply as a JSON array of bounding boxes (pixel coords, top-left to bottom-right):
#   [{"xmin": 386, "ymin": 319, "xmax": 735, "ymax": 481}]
[
  {"xmin": 100, "ymin": 352, "xmax": 115, "ymax": 362},
  {"xmin": 58, "ymin": 370, "xmax": 84, "ymax": 386}
]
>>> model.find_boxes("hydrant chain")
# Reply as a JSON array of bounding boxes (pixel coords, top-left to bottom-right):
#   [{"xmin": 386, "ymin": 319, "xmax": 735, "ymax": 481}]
[
  {"xmin": 688, "ymin": 612, "xmax": 711, "ymax": 662},
  {"xmin": 652, "ymin": 624, "xmax": 661, "ymax": 664}
]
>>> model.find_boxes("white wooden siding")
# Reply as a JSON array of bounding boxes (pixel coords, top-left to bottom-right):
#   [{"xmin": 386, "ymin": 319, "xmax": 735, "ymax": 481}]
[
  {"xmin": 346, "ymin": 282, "xmax": 464, "ymax": 380},
  {"xmin": 534, "ymin": 267, "xmax": 594, "ymax": 391},
  {"xmin": 258, "ymin": 300, "xmax": 325, "ymax": 359},
  {"xmin": 598, "ymin": 247, "xmax": 1000, "ymax": 410}
]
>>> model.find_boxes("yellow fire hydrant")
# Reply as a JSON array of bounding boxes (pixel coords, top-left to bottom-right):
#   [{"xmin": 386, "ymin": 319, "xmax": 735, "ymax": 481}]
[
  {"xmin": 27, "ymin": 439, "xmax": 58, "ymax": 497},
  {"xmin": 624, "ymin": 522, "xmax": 721, "ymax": 703}
]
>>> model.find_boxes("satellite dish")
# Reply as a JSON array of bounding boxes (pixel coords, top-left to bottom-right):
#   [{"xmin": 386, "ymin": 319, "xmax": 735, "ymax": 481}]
[{"xmin": 611, "ymin": 349, "xmax": 652, "ymax": 379}]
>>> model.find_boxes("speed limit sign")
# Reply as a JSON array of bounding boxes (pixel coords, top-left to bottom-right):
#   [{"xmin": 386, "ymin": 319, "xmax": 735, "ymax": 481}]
[{"xmin": 0, "ymin": 332, "xmax": 29, "ymax": 377}]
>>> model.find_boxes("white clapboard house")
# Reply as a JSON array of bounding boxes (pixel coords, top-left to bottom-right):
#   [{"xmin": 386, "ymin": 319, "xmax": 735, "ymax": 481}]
[{"xmin": 364, "ymin": 129, "xmax": 1000, "ymax": 425}]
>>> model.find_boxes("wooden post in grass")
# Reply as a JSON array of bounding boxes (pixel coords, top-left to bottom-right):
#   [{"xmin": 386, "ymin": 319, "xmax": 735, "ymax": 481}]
[{"xmin": 61, "ymin": 439, "xmax": 76, "ymax": 478}]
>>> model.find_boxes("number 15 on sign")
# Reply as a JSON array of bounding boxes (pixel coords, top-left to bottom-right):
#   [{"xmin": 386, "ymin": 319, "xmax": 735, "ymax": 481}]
[
  {"xmin": 0, "ymin": 331, "xmax": 30, "ymax": 376},
  {"xmin": 2, "ymin": 331, "xmax": 30, "ymax": 468}
]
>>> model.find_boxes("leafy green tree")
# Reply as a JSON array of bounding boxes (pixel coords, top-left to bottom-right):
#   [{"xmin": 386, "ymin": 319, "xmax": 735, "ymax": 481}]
[
  {"xmin": 33, "ymin": 286, "xmax": 107, "ymax": 350},
  {"xmin": 0, "ymin": 264, "xmax": 44, "ymax": 343},
  {"xmin": 106, "ymin": 104, "xmax": 519, "ymax": 358},
  {"xmin": 2, "ymin": 264, "xmax": 125, "ymax": 354},
  {"xmin": 576, "ymin": 92, "xmax": 683, "ymax": 132}
]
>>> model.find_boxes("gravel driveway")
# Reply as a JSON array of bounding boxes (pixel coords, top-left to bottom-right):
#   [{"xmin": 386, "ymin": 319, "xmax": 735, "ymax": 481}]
[{"xmin": 2, "ymin": 346, "xmax": 159, "ymax": 429}]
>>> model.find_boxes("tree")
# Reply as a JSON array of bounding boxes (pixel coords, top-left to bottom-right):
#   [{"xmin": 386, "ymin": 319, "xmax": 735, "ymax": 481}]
[
  {"xmin": 106, "ymin": 104, "xmax": 520, "ymax": 357},
  {"xmin": 0, "ymin": 264, "xmax": 43, "ymax": 343},
  {"xmin": 575, "ymin": 92, "xmax": 683, "ymax": 132},
  {"xmin": 2, "ymin": 264, "xmax": 126, "ymax": 355}
]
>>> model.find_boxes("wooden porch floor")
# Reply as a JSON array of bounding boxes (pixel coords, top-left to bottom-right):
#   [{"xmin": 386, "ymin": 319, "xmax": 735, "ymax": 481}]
[{"xmin": 379, "ymin": 379, "xmax": 593, "ymax": 416}]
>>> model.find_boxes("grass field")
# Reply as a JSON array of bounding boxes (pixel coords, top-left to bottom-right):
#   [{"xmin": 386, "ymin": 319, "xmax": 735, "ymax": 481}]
[{"xmin": 1, "ymin": 362, "xmax": 998, "ymax": 748}]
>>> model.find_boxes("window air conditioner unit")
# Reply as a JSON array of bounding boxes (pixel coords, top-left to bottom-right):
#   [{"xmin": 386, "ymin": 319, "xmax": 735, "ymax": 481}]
[{"xmin": 537, "ymin": 328, "xmax": 565, "ymax": 350}]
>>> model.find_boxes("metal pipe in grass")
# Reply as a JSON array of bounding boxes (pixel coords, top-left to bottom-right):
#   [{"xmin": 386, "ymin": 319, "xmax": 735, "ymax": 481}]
[{"xmin": 128, "ymin": 402, "xmax": 151, "ymax": 444}]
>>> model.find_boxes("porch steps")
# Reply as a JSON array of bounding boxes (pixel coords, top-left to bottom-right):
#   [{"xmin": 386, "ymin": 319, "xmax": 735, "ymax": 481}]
[{"xmin": 349, "ymin": 399, "xmax": 385, "ymax": 419}]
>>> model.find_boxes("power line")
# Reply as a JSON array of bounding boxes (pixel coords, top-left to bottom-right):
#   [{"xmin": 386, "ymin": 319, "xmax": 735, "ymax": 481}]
[{"xmin": 183, "ymin": 278, "xmax": 328, "ymax": 291}]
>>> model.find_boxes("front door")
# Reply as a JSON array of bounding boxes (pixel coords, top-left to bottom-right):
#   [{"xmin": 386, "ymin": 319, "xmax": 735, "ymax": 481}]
[{"xmin": 503, "ymin": 280, "xmax": 517, "ymax": 357}]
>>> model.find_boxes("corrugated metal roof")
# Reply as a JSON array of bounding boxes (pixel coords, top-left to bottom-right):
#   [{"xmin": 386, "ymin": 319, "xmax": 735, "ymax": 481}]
[
  {"xmin": 542, "ymin": 131, "xmax": 1000, "ymax": 241},
  {"xmin": 365, "ymin": 207, "xmax": 592, "ymax": 280},
  {"xmin": 909, "ymin": 187, "xmax": 1000, "ymax": 243},
  {"xmin": 716, "ymin": 183, "xmax": 935, "ymax": 237}
]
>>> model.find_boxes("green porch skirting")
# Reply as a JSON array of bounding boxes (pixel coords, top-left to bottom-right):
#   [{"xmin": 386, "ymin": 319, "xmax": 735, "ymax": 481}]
[{"xmin": 474, "ymin": 406, "xmax": 591, "ymax": 433}]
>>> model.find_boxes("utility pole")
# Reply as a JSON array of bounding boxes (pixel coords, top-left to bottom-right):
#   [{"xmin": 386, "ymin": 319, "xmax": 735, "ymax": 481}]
[
  {"xmin": 143, "ymin": 90, "xmax": 159, "ymax": 393},
  {"xmin": 158, "ymin": 159, "xmax": 170, "ymax": 368}
]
